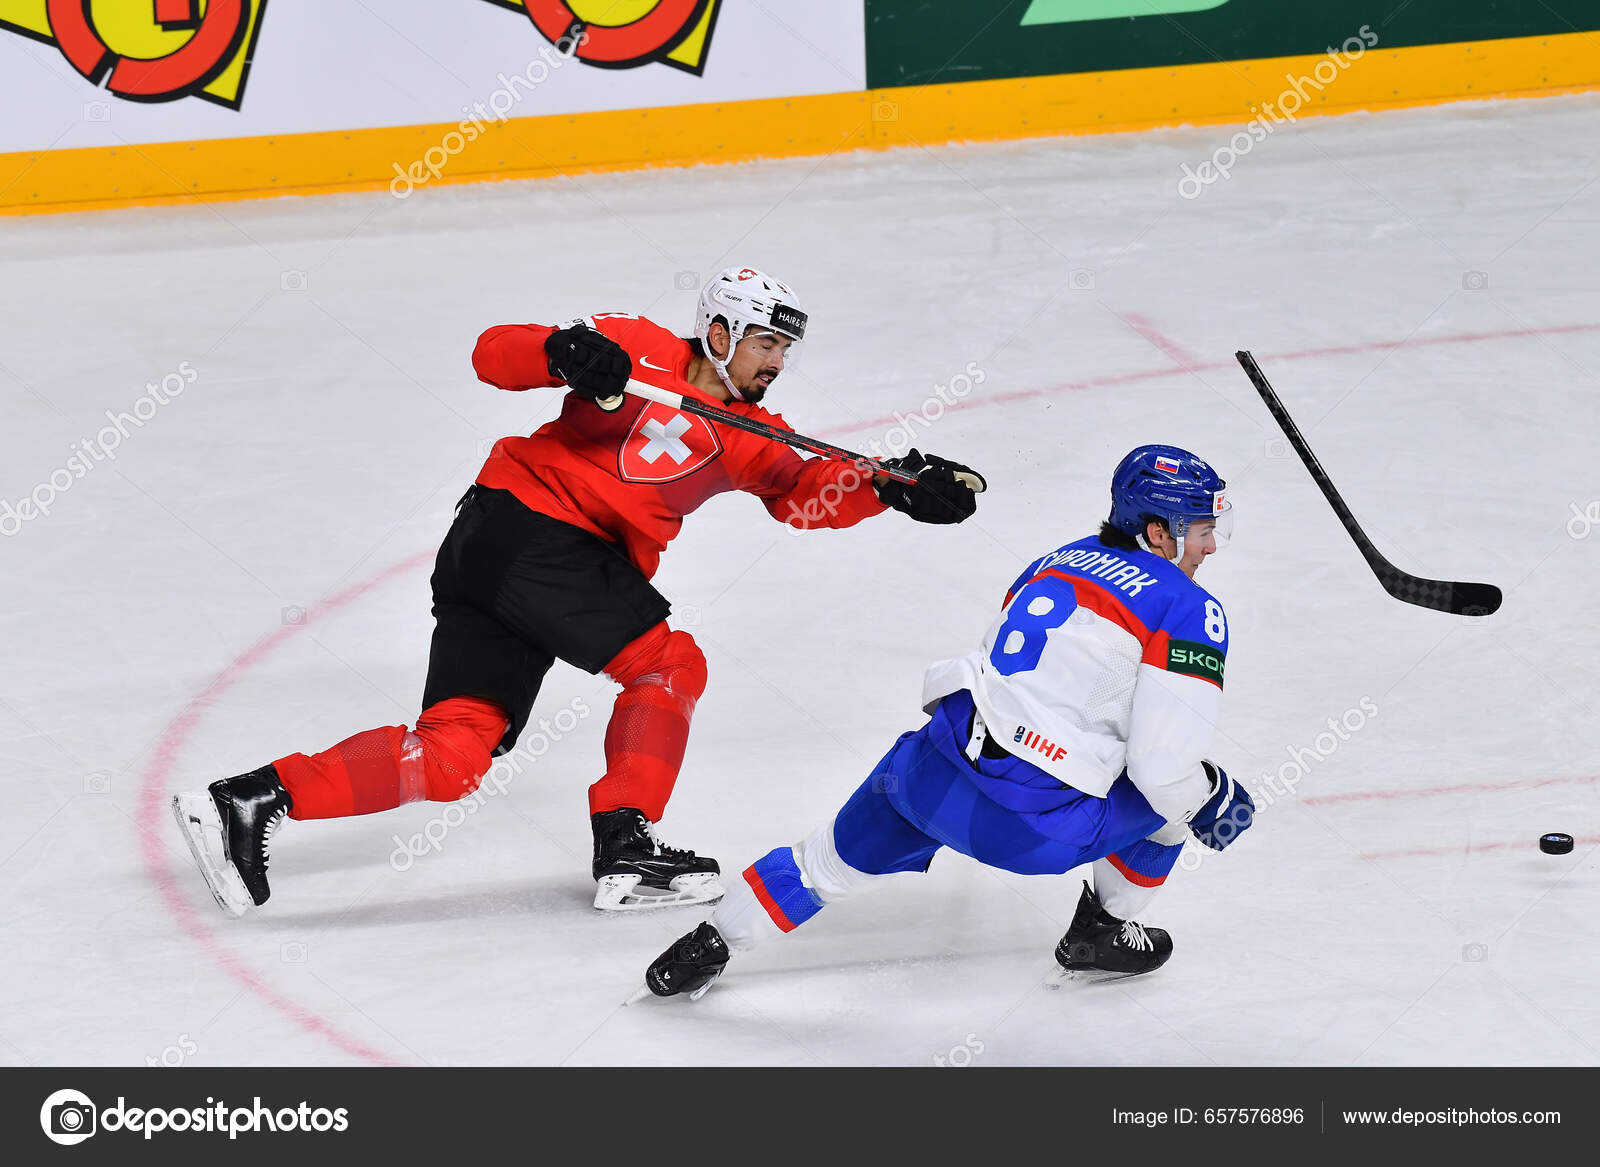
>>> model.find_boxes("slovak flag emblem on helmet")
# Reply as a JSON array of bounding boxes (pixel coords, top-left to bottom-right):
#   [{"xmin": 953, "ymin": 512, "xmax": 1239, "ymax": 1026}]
[
  {"xmin": 1154, "ymin": 455, "xmax": 1182, "ymax": 474},
  {"xmin": 737, "ymin": 268, "xmax": 758, "ymax": 280}
]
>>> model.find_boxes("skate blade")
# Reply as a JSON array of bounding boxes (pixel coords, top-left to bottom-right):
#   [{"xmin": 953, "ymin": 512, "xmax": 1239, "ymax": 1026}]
[
  {"xmin": 1045, "ymin": 965, "xmax": 1148, "ymax": 989},
  {"xmin": 688, "ymin": 971, "xmax": 722, "ymax": 1002},
  {"xmin": 622, "ymin": 971, "xmax": 722, "ymax": 1006},
  {"xmin": 171, "ymin": 793, "xmax": 252, "ymax": 918},
  {"xmin": 593, "ymin": 872, "xmax": 724, "ymax": 912}
]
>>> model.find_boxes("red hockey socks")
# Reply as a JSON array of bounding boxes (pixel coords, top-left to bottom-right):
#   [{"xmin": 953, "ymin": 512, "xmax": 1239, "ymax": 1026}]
[
  {"xmin": 274, "ymin": 696, "xmax": 508, "ymax": 820},
  {"xmin": 589, "ymin": 622, "xmax": 707, "ymax": 821}
]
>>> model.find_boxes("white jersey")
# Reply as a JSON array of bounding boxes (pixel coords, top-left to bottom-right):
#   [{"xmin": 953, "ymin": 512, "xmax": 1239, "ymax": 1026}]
[{"xmin": 920, "ymin": 535, "xmax": 1228, "ymax": 824}]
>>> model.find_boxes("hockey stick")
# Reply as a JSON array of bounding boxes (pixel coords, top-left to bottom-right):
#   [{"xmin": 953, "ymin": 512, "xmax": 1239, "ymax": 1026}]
[
  {"xmin": 614, "ymin": 379, "xmax": 986, "ymax": 492},
  {"xmin": 1235, "ymin": 351, "xmax": 1501, "ymax": 616}
]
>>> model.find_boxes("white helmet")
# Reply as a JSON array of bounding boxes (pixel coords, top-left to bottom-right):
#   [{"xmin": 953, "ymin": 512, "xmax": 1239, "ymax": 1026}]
[{"xmin": 694, "ymin": 267, "xmax": 808, "ymax": 400}]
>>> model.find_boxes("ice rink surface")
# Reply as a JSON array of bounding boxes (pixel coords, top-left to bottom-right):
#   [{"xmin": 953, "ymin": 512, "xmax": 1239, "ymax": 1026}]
[{"xmin": 4, "ymin": 93, "xmax": 1599, "ymax": 1067}]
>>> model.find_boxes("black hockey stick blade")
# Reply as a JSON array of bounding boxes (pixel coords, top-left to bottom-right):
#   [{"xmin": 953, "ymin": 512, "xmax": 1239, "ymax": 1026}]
[{"xmin": 1235, "ymin": 351, "xmax": 1502, "ymax": 617}]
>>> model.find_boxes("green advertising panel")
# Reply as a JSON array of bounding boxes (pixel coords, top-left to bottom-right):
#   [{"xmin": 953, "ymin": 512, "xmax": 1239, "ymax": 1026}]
[{"xmin": 865, "ymin": 0, "xmax": 1600, "ymax": 88}]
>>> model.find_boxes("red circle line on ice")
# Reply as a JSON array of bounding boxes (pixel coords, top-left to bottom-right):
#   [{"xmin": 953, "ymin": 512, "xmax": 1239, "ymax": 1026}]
[
  {"xmin": 137, "ymin": 552, "xmax": 433, "ymax": 1066},
  {"xmin": 139, "ymin": 317, "xmax": 1600, "ymax": 1060}
]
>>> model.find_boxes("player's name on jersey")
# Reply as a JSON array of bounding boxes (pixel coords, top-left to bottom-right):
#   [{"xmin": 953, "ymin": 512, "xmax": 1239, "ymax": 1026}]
[{"xmin": 1036, "ymin": 547, "xmax": 1163, "ymax": 597}]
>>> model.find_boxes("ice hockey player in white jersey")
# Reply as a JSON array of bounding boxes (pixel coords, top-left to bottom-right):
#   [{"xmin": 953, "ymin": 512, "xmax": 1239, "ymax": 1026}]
[{"xmin": 640, "ymin": 444, "xmax": 1256, "ymax": 1000}]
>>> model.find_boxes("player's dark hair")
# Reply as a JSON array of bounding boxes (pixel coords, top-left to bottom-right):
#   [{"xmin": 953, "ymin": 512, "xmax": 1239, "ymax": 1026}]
[
  {"xmin": 1098, "ymin": 521, "xmax": 1139, "ymax": 549},
  {"xmin": 689, "ymin": 316, "xmax": 733, "ymax": 360},
  {"xmin": 1098, "ymin": 519, "xmax": 1164, "ymax": 550}
]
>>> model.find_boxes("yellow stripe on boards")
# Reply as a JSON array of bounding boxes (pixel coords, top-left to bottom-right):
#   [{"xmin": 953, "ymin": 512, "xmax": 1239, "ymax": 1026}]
[{"xmin": 2, "ymin": 30, "xmax": 1596, "ymax": 216}]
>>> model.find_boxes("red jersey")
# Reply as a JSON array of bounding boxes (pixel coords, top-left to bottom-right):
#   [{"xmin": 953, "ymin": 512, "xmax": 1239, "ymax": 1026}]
[{"xmin": 471, "ymin": 312, "xmax": 887, "ymax": 578}]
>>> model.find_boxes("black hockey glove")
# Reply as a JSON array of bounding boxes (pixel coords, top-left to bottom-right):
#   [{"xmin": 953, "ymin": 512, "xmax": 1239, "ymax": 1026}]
[
  {"xmin": 875, "ymin": 448, "xmax": 986, "ymax": 525},
  {"xmin": 1188, "ymin": 761, "xmax": 1255, "ymax": 851},
  {"xmin": 545, "ymin": 324, "xmax": 631, "ymax": 410}
]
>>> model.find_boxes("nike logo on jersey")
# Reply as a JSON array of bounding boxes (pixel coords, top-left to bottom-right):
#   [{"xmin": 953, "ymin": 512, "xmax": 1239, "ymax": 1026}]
[{"xmin": 638, "ymin": 355, "xmax": 673, "ymax": 373}]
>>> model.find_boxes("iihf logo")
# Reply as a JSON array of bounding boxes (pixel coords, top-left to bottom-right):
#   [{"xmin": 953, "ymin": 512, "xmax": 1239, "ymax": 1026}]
[{"xmin": 1013, "ymin": 725, "xmax": 1068, "ymax": 762}]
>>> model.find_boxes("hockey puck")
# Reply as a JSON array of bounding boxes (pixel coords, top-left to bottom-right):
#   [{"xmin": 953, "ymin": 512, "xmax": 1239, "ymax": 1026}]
[{"xmin": 1539, "ymin": 832, "xmax": 1574, "ymax": 855}]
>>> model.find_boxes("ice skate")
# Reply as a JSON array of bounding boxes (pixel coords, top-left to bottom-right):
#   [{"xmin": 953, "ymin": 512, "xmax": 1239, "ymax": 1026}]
[
  {"xmin": 1052, "ymin": 880, "xmax": 1172, "ymax": 983},
  {"xmin": 643, "ymin": 921, "xmax": 730, "ymax": 1000},
  {"xmin": 171, "ymin": 765, "xmax": 292, "ymax": 918},
  {"xmin": 591, "ymin": 808, "xmax": 723, "ymax": 911}
]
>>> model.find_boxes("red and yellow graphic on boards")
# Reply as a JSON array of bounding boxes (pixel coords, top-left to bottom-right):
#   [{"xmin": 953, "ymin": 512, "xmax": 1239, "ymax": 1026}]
[
  {"xmin": 487, "ymin": 0, "xmax": 721, "ymax": 74},
  {"xmin": 0, "ymin": 0, "xmax": 267, "ymax": 108}
]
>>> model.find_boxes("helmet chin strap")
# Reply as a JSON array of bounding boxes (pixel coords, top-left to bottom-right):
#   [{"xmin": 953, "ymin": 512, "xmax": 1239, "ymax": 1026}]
[
  {"xmin": 713, "ymin": 355, "xmax": 746, "ymax": 401},
  {"xmin": 709, "ymin": 327, "xmax": 747, "ymax": 401},
  {"xmin": 1136, "ymin": 529, "xmax": 1186, "ymax": 563}
]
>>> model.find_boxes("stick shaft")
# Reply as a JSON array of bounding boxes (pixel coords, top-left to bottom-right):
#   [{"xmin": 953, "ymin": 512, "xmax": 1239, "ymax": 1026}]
[
  {"xmin": 1234, "ymin": 351, "xmax": 1501, "ymax": 616},
  {"xmin": 621, "ymin": 379, "xmax": 918, "ymax": 485}
]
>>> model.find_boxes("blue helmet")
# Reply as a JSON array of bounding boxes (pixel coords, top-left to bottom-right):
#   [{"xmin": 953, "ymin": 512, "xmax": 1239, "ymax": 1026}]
[{"xmin": 1108, "ymin": 444, "xmax": 1230, "ymax": 543}]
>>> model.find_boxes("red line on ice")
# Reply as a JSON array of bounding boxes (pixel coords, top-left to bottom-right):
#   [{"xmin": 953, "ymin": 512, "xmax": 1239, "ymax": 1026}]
[
  {"xmin": 816, "ymin": 319, "xmax": 1600, "ymax": 439},
  {"xmin": 1305, "ymin": 772, "xmax": 1600, "ymax": 806},
  {"xmin": 137, "ymin": 551, "xmax": 434, "ymax": 1067},
  {"xmin": 1120, "ymin": 311, "xmax": 1201, "ymax": 368},
  {"xmin": 139, "ymin": 316, "xmax": 1600, "ymax": 1060},
  {"xmin": 1362, "ymin": 836, "xmax": 1600, "ymax": 861}
]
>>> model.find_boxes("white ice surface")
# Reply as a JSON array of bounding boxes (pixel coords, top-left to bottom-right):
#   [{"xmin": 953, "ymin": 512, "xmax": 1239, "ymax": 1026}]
[{"xmin": 3, "ymin": 93, "xmax": 1598, "ymax": 1067}]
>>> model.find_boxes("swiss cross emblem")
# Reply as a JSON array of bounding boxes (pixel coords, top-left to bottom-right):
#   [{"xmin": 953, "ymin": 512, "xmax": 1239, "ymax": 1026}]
[{"xmin": 618, "ymin": 402, "xmax": 723, "ymax": 483}]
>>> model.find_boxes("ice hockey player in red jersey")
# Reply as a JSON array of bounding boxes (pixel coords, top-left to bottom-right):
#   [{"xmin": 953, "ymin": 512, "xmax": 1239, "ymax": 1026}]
[{"xmin": 172, "ymin": 267, "xmax": 986, "ymax": 916}]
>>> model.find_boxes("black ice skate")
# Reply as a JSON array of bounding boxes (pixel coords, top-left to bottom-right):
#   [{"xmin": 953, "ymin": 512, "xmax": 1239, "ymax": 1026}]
[
  {"xmin": 1053, "ymin": 880, "xmax": 1172, "ymax": 981},
  {"xmin": 171, "ymin": 765, "xmax": 292, "ymax": 918},
  {"xmin": 591, "ymin": 808, "xmax": 723, "ymax": 912},
  {"xmin": 644, "ymin": 921, "xmax": 730, "ymax": 1001}
]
